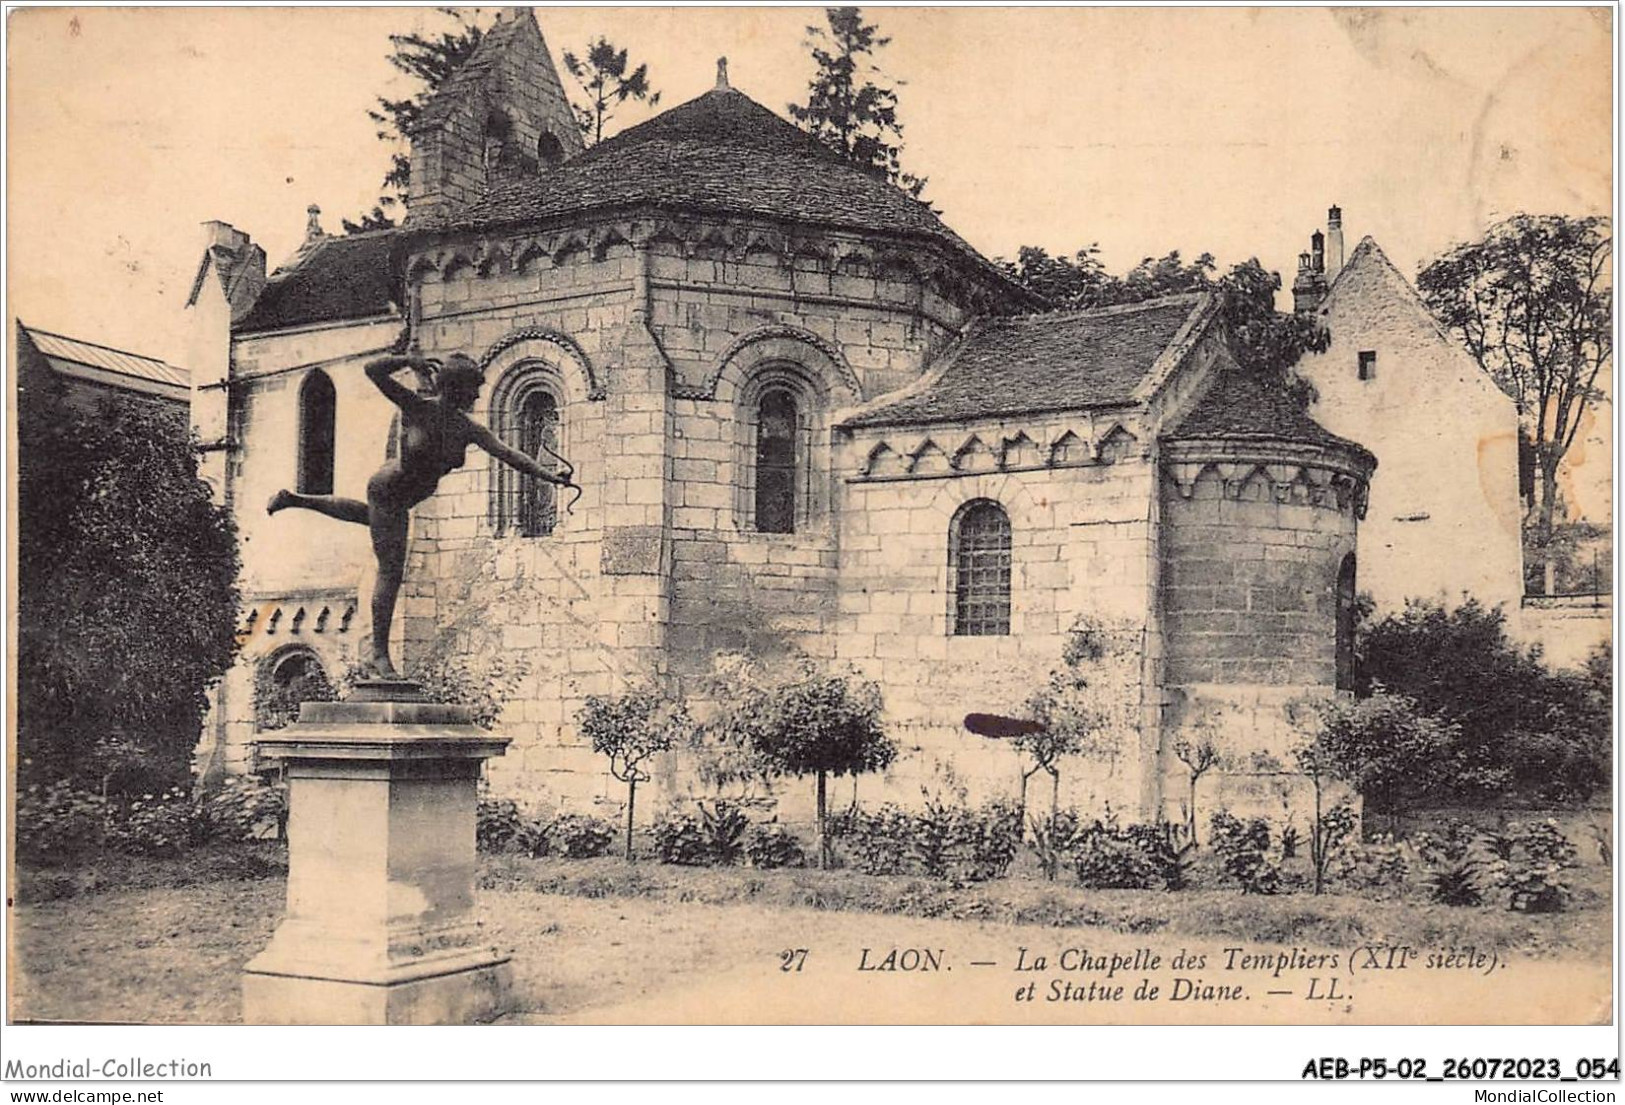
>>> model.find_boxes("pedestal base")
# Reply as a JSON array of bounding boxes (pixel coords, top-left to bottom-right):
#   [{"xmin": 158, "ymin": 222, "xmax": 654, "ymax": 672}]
[
  {"xmin": 243, "ymin": 957, "xmax": 512, "ymax": 1026},
  {"xmin": 241, "ymin": 682, "xmax": 512, "ymax": 1026}
]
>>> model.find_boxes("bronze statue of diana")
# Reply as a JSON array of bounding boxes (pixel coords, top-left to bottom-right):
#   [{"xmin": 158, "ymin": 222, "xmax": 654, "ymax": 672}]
[{"xmin": 267, "ymin": 352, "xmax": 577, "ymax": 680}]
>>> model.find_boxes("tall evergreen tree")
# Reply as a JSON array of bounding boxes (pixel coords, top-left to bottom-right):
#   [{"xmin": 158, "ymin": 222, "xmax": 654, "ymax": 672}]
[
  {"xmin": 349, "ymin": 8, "xmax": 492, "ymax": 232},
  {"xmin": 788, "ymin": 7, "xmax": 927, "ymax": 199},
  {"xmin": 563, "ymin": 37, "xmax": 661, "ymax": 146}
]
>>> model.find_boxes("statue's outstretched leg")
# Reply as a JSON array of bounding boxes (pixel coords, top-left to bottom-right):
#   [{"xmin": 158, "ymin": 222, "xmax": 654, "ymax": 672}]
[
  {"xmin": 365, "ymin": 505, "xmax": 410, "ymax": 679},
  {"xmin": 268, "ymin": 490, "xmax": 370, "ymax": 525}
]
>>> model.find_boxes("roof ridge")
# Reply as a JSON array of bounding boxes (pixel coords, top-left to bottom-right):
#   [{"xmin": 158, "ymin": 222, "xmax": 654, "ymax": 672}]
[
  {"xmin": 20, "ymin": 323, "xmax": 177, "ymax": 366},
  {"xmin": 1002, "ymin": 291, "xmax": 1205, "ymax": 326}
]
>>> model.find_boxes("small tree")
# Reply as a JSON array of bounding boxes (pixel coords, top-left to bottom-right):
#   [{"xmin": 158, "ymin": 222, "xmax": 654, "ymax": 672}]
[
  {"xmin": 710, "ymin": 658, "xmax": 895, "ymax": 869},
  {"xmin": 1020, "ymin": 616, "xmax": 1139, "ymax": 829},
  {"xmin": 562, "ymin": 37, "xmax": 661, "ymax": 146},
  {"xmin": 1172, "ymin": 736, "xmax": 1220, "ymax": 846},
  {"xmin": 578, "ymin": 683, "xmax": 691, "ymax": 860}
]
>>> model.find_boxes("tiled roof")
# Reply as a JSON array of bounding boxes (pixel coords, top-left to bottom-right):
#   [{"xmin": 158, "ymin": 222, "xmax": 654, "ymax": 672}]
[
  {"xmin": 409, "ymin": 86, "xmax": 1005, "ymax": 279},
  {"xmin": 842, "ymin": 295, "xmax": 1208, "ymax": 428},
  {"xmin": 236, "ymin": 230, "xmax": 400, "ymax": 334},
  {"xmin": 1167, "ymin": 368, "xmax": 1371, "ymax": 458},
  {"xmin": 19, "ymin": 324, "xmax": 188, "ymax": 390}
]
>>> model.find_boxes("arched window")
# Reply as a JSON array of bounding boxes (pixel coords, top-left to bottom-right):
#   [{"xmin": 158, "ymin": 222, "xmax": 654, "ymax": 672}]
[
  {"xmin": 951, "ymin": 500, "xmax": 1012, "ymax": 636},
  {"xmin": 296, "ymin": 369, "xmax": 335, "ymax": 495},
  {"xmin": 755, "ymin": 388, "xmax": 798, "ymax": 533},
  {"xmin": 491, "ymin": 373, "xmax": 562, "ymax": 537},
  {"xmin": 1335, "ymin": 553, "xmax": 1357, "ymax": 691},
  {"xmin": 537, "ymin": 131, "xmax": 565, "ymax": 166}
]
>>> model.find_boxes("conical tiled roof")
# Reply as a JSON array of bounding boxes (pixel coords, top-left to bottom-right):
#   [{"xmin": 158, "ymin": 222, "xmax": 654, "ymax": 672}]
[{"xmin": 407, "ymin": 85, "xmax": 1005, "ymax": 280}]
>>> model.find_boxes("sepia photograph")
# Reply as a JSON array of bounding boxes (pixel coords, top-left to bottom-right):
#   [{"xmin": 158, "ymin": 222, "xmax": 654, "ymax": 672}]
[{"xmin": 2, "ymin": 1, "xmax": 1615, "ymax": 1066}]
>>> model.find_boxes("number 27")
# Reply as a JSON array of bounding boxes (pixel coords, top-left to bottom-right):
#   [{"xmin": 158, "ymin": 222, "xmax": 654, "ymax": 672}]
[{"xmin": 780, "ymin": 948, "xmax": 809, "ymax": 972}]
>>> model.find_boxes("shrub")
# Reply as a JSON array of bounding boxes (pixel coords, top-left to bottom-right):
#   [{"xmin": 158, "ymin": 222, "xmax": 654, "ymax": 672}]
[
  {"xmin": 552, "ymin": 814, "xmax": 616, "ymax": 859},
  {"xmin": 698, "ymin": 800, "xmax": 750, "ymax": 866},
  {"xmin": 476, "ymin": 794, "xmax": 525, "ymax": 854},
  {"xmin": 1073, "ymin": 830, "xmax": 1162, "ymax": 890},
  {"xmin": 15, "ymin": 781, "xmax": 107, "ymax": 864},
  {"xmin": 839, "ymin": 804, "xmax": 914, "ymax": 876},
  {"xmin": 1498, "ymin": 820, "xmax": 1578, "ymax": 914},
  {"xmin": 835, "ymin": 800, "xmax": 1021, "ymax": 881},
  {"xmin": 197, "ymin": 773, "xmax": 286, "ymax": 843},
  {"xmin": 107, "ymin": 788, "xmax": 198, "ymax": 858},
  {"xmin": 1331, "ymin": 834, "xmax": 1410, "ymax": 897},
  {"xmin": 745, "ymin": 823, "xmax": 806, "ymax": 869},
  {"xmin": 1357, "ymin": 599, "xmax": 1609, "ymax": 802},
  {"xmin": 1028, "ymin": 809, "xmax": 1083, "ymax": 882},
  {"xmin": 1209, "ymin": 812, "xmax": 1281, "ymax": 895},
  {"xmin": 959, "ymin": 799, "xmax": 1024, "ymax": 882},
  {"xmin": 253, "ymin": 661, "xmax": 338, "ymax": 732},
  {"xmin": 653, "ymin": 812, "xmax": 711, "ymax": 866}
]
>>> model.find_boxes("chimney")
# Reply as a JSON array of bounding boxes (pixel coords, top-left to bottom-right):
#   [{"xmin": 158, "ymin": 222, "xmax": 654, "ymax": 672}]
[
  {"xmin": 1310, "ymin": 230, "xmax": 1325, "ymax": 274},
  {"xmin": 1292, "ymin": 250, "xmax": 1327, "ymax": 315},
  {"xmin": 197, "ymin": 220, "xmax": 267, "ymax": 323},
  {"xmin": 1326, "ymin": 205, "xmax": 1345, "ymax": 278}
]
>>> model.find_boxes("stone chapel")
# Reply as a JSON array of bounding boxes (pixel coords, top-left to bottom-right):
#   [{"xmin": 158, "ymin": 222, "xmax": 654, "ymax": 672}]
[{"xmin": 188, "ymin": 10, "xmax": 1379, "ymax": 822}]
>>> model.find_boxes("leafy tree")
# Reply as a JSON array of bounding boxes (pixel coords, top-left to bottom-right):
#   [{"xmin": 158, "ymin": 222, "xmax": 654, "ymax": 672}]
[
  {"xmin": 1417, "ymin": 214, "xmax": 1612, "ymax": 591},
  {"xmin": 1357, "ymin": 598, "xmax": 1609, "ymax": 801},
  {"xmin": 578, "ymin": 683, "xmax": 691, "ymax": 860},
  {"xmin": 788, "ymin": 7, "xmax": 926, "ymax": 198},
  {"xmin": 563, "ymin": 37, "xmax": 661, "ymax": 146},
  {"xmin": 1001, "ymin": 249, "xmax": 1328, "ymax": 399},
  {"xmin": 352, "ymin": 8, "xmax": 492, "ymax": 231},
  {"xmin": 17, "ymin": 381, "xmax": 241, "ymax": 796},
  {"xmin": 707, "ymin": 657, "xmax": 895, "ymax": 868}
]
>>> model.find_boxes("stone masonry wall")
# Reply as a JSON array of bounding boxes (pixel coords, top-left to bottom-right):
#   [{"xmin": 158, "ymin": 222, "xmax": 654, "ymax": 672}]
[
  {"xmin": 386, "ymin": 219, "xmax": 989, "ymax": 815},
  {"xmin": 1158, "ymin": 456, "xmax": 1360, "ymax": 824},
  {"xmin": 829, "ymin": 411, "xmax": 1161, "ymax": 821}
]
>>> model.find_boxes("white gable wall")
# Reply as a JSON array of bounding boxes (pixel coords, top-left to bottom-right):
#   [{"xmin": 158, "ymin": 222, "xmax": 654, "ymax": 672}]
[{"xmin": 1298, "ymin": 240, "xmax": 1524, "ymax": 613}]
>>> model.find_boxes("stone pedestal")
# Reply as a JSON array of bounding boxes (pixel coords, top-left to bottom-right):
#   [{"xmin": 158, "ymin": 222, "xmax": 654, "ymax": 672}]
[{"xmin": 242, "ymin": 682, "xmax": 512, "ymax": 1025}]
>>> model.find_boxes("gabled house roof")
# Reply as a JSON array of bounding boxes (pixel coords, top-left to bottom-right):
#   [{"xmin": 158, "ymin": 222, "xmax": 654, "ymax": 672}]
[
  {"xmin": 235, "ymin": 230, "xmax": 400, "ymax": 335},
  {"xmin": 17, "ymin": 322, "xmax": 189, "ymax": 401},
  {"xmin": 841, "ymin": 294, "xmax": 1214, "ymax": 429}
]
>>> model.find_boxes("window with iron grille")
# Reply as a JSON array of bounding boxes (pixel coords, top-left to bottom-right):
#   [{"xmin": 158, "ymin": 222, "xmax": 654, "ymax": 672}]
[
  {"xmin": 296, "ymin": 369, "xmax": 336, "ymax": 495},
  {"xmin": 755, "ymin": 388, "xmax": 798, "ymax": 534},
  {"xmin": 952, "ymin": 500, "xmax": 1012, "ymax": 636},
  {"xmin": 492, "ymin": 384, "xmax": 561, "ymax": 537}
]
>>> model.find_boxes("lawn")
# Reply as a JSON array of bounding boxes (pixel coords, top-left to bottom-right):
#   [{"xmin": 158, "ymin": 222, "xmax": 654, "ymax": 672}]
[{"xmin": 7, "ymin": 846, "xmax": 1611, "ymax": 1025}]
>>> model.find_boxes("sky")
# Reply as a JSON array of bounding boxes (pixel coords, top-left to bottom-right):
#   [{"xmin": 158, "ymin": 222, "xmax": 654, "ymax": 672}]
[{"xmin": 5, "ymin": 5, "xmax": 1614, "ymax": 514}]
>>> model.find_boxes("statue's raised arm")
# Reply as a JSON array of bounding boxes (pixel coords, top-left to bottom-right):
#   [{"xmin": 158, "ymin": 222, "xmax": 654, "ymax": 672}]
[{"xmin": 267, "ymin": 350, "xmax": 578, "ymax": 681}]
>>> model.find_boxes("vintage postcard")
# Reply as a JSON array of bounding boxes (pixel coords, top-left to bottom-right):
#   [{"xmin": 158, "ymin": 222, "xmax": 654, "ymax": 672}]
[{"xmin": 3, "ymin": 3, "xmax": 1614, "ymax": 1065}]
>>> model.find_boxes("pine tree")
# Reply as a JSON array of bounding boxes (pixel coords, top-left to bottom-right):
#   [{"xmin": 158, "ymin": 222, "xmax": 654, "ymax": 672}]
[
  {"xmin": 788, "ymin": 7, "xmax": 927, "ymax": 199},
  {"xmin": 348, "ymin": 8, "xmax": 492, "ymax": 232},
  {"xmin": 563, "ymin": 37, "xmax": 661, "ymax": 146}
]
